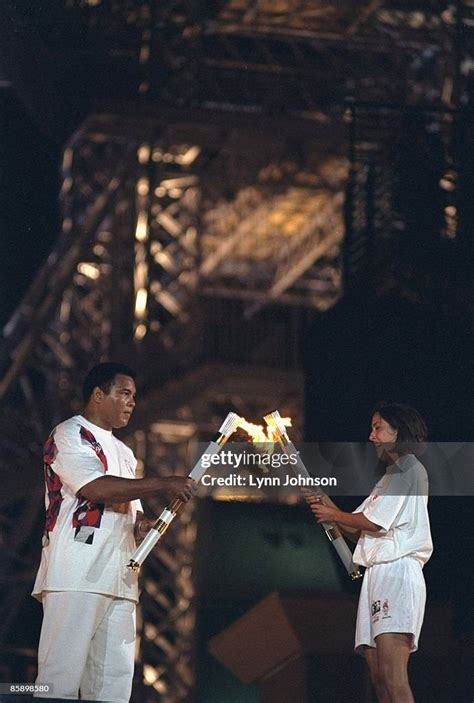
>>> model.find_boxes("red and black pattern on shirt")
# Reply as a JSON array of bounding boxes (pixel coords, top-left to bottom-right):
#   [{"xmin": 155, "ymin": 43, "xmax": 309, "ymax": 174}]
[
  {"xmin": 43, "ymin": 433, "xmax": 63, "ymax": 533},
  {"xmin": 79, "ymin": 426, "xmax": 108, "ymax": 472},
  {"xmin": 72, "ymin": 497, "xmax": 104, "ymax": 528},
  {"xmin": 73, "ymin": 426, "xmax": 107, "ymax": 529}
]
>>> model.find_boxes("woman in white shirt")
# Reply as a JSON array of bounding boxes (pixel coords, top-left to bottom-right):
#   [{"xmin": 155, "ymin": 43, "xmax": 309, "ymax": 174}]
[{"xmin": 310, "ymin": 402, "xmax": 432, "ymax": 703}]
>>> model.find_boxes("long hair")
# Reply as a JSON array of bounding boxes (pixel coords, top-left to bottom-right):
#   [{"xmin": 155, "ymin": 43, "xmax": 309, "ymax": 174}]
[{"xmin": 373, "ymin": 401, "xmax": 427, "ymax": 456}]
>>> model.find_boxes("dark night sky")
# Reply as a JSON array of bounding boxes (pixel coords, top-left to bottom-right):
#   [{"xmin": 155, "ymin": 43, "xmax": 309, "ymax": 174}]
[
  {"xmin": 0, "ymin": 90, "xmax": 61, "ymax": 326},
  {"xmin": 0, "ymin": 1, "xmax": 88, "ymax": 327}
]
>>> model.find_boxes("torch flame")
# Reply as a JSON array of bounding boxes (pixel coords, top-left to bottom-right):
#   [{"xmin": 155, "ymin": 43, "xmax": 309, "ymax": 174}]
[{"xmin": 237, "ymin": 416, "xmax": 292, "ymax": 443}]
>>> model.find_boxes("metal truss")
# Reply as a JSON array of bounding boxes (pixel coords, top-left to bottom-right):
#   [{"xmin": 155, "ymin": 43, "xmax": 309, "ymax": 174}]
[
  {"xmin": 200, "ymin": 186, "xmax": 343, "ymax": 313},
  {"xmin": 0, "ymin": 109, "xmax": 337, "ymax": 406},
  {"xmin": 0, "ymin": 116, "xmax": 202, "ymax": 690},
  {"xmin": 343, "ymin": 100, "xmax": 470, "ymax": 308},
  {"xmin": 199, "ymin": 1, "xmax": 458, "ymax": 113},
  {"xmin": 0, "ymin": 109, "xmax": 310, "ymax": 698},
  {"xmin": 127, "ymin": 130, "xmax": 201, "ymax": 349},
  {"xmin": 14, "ymin": 1, "xmax": 471, "ymax": 116},
  {"xmin": 0, "ymin": 127, "xmax": 137, "ymax": 416},
  {"xmin": 0, "ymin": 127, "xmax": 140, "ymax": 671},
  {"xmin": 131, "ymin": 423, "xmax": 199, "ymax": 703},
  {"xmin": 193, "ymin": 116, "xmax": 347, "ymax": 314}
]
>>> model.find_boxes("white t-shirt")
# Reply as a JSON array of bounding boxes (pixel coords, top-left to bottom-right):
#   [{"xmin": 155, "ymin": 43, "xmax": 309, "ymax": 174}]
[
  {"xmin": 32, "ymin": 415, "xmax": 142, "ymax": 603},
  {"xmin": 352, "ymin": 454, "xmax": 433, "ymax": 568}
]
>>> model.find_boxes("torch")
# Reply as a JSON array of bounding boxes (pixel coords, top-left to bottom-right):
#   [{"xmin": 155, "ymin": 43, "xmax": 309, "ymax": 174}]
[
  {"xmin": 264, "ymin": 410, "xmax": 362, "ymax": 580},
  {"xmin": 127, "ymin": 412, "xmax": 242, "ymax": 572}
]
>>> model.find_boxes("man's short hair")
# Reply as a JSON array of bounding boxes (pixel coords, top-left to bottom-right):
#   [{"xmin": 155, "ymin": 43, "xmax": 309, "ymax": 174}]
[{"xmin": 82, "ymin": 362, "xmax": 136, "ymax": 403}]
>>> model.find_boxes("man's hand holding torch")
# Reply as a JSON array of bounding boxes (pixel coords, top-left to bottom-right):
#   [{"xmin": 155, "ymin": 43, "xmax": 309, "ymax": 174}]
[
  {"xmin": 135, "ymin": 477, "xmax": 195, "ymax": 544},
  {"xmin": 127, "ymin": 412, "xmax": 242, "ymax": 571}
]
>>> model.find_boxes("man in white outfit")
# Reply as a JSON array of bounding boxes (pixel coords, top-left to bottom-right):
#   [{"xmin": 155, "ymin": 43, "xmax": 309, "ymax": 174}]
[
  {"xmin": 309, "ymin": 402, "xmax": 432, "ymax": 703},
  {"xmin": 32, "ymin": 362, "xmax": 194, "ymax": 702}
]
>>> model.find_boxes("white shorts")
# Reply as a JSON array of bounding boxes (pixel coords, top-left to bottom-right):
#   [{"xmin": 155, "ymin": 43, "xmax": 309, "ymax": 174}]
[{"xmin": 355, "ymin": 557, "xmax": 426, "ymax": 654}]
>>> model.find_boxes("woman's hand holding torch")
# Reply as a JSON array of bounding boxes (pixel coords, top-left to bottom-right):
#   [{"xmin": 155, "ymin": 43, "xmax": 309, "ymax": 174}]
[
  {"xmin": 264, "ymin": 410, "xmax": 361, "ymax": 580},
  {"xmin": 307, "ymin": 499, "xmax": 340, "ymax": 524}
]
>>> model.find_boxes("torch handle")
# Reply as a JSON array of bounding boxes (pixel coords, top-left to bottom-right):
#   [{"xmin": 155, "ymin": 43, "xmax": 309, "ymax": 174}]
[
  {"xmin": 164, "ymin": 497, "xmax": 183, "ymax": 516},
  {"xmin": 127, "ymin": 499, "xmax": 182, "ymax": 571},
  {"xmin": 319, "ymin": 521, "xmax": 362, "ymax": 580},
  {"xmin": 278, "ymin": 437, "xmax": 362, "ymax": 580},
  {"xmin": 126, "ymin": 414, "xmax": 243, "ymax": 572},
  {"xmin": 127, "ymin": 528, "xmax": 161, "ymax": 570}
]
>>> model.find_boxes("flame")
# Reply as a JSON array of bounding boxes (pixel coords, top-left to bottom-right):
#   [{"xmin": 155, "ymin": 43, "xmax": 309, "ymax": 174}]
[
  {"xmin": 237, "ymin": 419, "xmax": 267, "ymax": 443},
  {"xmin": 237, "ymin": 416, "xmax": 292, "ymax": 443}
]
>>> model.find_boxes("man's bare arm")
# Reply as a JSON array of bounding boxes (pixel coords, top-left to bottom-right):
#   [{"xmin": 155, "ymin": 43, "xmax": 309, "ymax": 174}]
[{"xmin": 78, "ymin": 475, "xmax": 194, "ymax": 504}]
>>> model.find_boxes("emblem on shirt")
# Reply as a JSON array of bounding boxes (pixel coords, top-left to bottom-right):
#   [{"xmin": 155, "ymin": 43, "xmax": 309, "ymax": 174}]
[
  {"xmin": 74, "ymin": 525, "xmax": 95, "ymax": 545},
  {"xmin": 72, "ymin": 497, "xmax": 104, "ymax": 534},
  {"xmin": 371, "ymin": 600, "xmax": 381, "ymax": 616}
]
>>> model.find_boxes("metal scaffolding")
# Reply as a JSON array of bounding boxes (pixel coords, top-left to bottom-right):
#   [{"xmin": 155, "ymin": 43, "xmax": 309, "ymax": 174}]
[
  {"xmin": 0, "ymin": 111, "xmax": 312, "ymax": 700},
  {"xmin": 343, "ymin": 100, "xmax": 470, "ymax": 309},
  {"xmin": 0, "ymin": 0, "xmax": 472, "ymax": 699}
]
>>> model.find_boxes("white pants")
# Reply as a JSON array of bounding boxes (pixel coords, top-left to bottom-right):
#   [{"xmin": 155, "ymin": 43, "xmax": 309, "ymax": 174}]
[
  {"xmin": 34, "ymin": 591, "xmax": 136, "ymax": 702},
  {"xmin": 355, "ymin": 557, "xmax": 426, "ymax": 654}
]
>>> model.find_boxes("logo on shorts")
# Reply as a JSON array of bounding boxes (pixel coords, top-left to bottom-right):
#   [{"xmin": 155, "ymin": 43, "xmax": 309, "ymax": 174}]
[{"xmin": 382, "ymin": 599, "xmax": 389, "ymax": 614}]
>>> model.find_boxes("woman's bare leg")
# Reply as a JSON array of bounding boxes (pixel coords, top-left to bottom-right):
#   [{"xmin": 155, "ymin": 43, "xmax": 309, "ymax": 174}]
[
  {"xmin": 375, "ymin": 633, "xmax": 415, "ymax": 703},
  {"xmin": 363, "ymin": 646, "xmax": 390, "ymax": 703}
]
